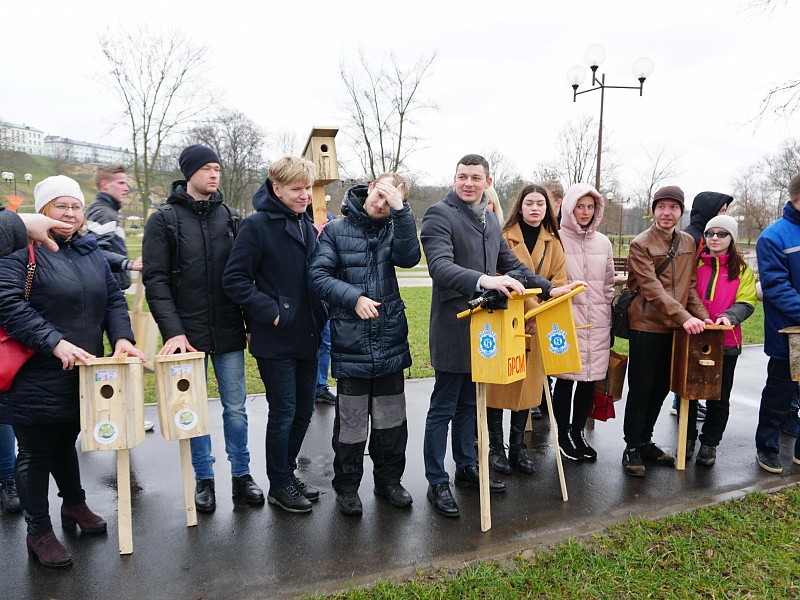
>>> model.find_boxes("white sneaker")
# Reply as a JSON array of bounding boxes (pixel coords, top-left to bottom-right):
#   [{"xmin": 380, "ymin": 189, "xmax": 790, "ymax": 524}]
[{"xmin": 144, "ymin": 420, "xmax": 155, "ymax": 432}]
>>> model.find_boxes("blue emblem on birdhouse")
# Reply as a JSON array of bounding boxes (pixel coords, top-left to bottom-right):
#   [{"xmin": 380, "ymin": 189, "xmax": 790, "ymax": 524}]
[
  {"xmin": 478, "ymin": 323, "xmax": 498, "ymax": 359},
  {"xmin": 547, "ymin": 323, "xmax": 569, "ymax": 355}
]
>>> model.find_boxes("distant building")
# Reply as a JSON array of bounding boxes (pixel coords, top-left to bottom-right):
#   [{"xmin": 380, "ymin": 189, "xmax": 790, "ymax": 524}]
[
  {"xmin": 0, "ymin": 121, "xmax": 46, "ymax": 156},
  {"xmin": 44, "ymin": 136, "xmax": 132, "ymax": 165}
]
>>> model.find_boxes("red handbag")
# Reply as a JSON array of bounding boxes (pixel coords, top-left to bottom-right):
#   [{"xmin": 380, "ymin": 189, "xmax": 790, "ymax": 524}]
[
  {"xmin": 0, "ymin": 245, "xmax": 37, "ymax": 392},
  {"xmin": 589, "ymin": 387, "xmax": 616, "ymax": 422}
]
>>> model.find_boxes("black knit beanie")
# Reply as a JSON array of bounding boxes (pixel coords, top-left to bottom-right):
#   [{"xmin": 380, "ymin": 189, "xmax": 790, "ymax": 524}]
[{"xmin": 179, "ymin": 145, "xmax": 221, "ymax": 181}]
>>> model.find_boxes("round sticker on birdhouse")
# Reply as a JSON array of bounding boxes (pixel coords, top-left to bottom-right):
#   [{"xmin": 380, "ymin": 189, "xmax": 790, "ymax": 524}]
[
  {"xmin": 94, "ymin": 420, "xmax": 120, "ymax": 445},
  {"xmin": 478, "ymin": 323, "xmax": 499, "ymax": 359},
  {"xmin": 175, "ymin": 408, "xmax": 199, "ymax": 431},
  {"xmin": 547, "ymin": 323, "xmax": 569, "ymax": 355}
]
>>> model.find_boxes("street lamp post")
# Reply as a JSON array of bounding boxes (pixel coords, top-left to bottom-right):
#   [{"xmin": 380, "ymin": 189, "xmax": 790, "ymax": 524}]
[
  {"xmin": 566, "ymin": 45, "xmax": 654, "ymax": 192},
  {"xmin": 24, "ymin": 173, "xmax": 32, "ymax": 186},
  {"xmin": 1, "ymin": 171, "xmax": 17, "ymax": 197}
]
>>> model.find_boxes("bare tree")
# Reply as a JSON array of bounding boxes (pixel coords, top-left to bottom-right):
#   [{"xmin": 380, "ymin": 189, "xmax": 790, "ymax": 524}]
[
  {"xmin": 632, "ymin": 143, "xmax": 682, "ymax": 217},
  {"xmin": 97, "ymin": 27, "xmax": 216, "ymax": 216},
  {"xmin": 271, "ymin": 128, "xmax": 299, "ymax": 156},
  {"xmin": 533, "ymin": 116, "xmax": 617, "ymax": 190},
  {"xmin": 185, "ymin": 109, "xmax": 267, "ymax": 214},
  {"xmin": 339, "ymin": 51, "xmax": 437, "ymax": 179},
  {"xmin": 482, "ymin": 147, "xmax": 523, "ymax": 209},
  {"xmin": 50, "ymin": 141, "xmax": 76, "ymax": 175}
]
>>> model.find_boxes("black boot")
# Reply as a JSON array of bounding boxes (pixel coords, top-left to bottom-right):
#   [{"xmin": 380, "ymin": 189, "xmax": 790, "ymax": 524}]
[
  {"xmin": 509, "ymin": 410, "xmax": 535, "ymax": 474},
  {"xmin": 487, "ymin": 408, "xmax": 512, "ymax": 475}
]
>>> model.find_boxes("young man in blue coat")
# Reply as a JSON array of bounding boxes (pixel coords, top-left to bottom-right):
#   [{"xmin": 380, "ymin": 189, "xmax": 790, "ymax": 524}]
[
  {"xmin": 755, "ymin": 173, "xmax": 800, "ymax": 473},
  {"xmin": 420, "ymin": 154, "xmax": 581, "ymax": 518},
  {"xmin": 308, "ymin": 173, "xmax": 420, "ymax": 516},
  {"xmin": 223, "ymin": 156, "xmax": 327, "ymax": 514}
]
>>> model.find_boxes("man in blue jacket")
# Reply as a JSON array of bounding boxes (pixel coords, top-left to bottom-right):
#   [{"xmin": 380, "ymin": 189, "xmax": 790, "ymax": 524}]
[
  {"xmin": 308, "ymin": 173, "xmax": 420, "ymax": 516},
  {"xmin": 755, "ymin": 173, "xmax": 800, "ymax": 473},
  {"xmin": 223, "ymin": 156, "xmax": 327, "ymax": 514}
]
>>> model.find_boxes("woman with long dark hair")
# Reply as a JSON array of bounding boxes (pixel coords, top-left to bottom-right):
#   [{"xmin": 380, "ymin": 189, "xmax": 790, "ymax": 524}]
[
  {"xmin": 688, "ymin": 215, "xmax": 757, "ymax": 466},
  {"xmin": 486, "ymin": 184, "xmax": 567, "ymax": 474}
]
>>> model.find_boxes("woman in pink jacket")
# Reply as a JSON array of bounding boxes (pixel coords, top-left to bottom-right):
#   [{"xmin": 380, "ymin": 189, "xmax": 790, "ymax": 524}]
[{"xmin": 554, "ymin": 184, "xmax": 615, "ymax": 461}]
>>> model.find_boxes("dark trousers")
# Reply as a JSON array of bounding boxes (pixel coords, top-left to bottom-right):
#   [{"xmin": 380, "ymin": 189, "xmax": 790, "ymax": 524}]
[
  {"xmin": 756, "ymin": 358, "xmax": 796, "ymax": 452},
  {"xmin": 423, "ymin": 371, "xmax": 476, "ymax": 485},
  {"xmin": 256, "ymin": 357, "xmax": 317, "ymax": 490},
  {"xmin": 623, "ymin": 329, "xmax": 674, "ymax": 447},
  {"xmin": 553, "ymin": 379, "xmax": 595, "ymax": 433},
  {"xmin": 13, "ymin": 422, "xmax": 85, "ymax": 535},
  {"xmin": 332, "ymin": 371, "xmax": 407, "ymax": 493},
  {"xmin": 685, "ymin": 354, "xmax": 738, "ymax": 447}
]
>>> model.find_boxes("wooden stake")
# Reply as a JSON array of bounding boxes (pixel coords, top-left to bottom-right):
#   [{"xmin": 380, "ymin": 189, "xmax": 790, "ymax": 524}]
[
  {"xmin": 677, "ymin": 396, "xmax": 689, "ymax": 471},
  {"xmin": 311, "ymin": 185, "xmax": 328, "ymax": 225},
  {"xmin": 535, "ymin": 335, "xmax": 568, "ymax": 502},
  {"xmin": 476, "ymin": 382, "xmax": 491, "ymax": 532},
  {"xmin": 116, "ymin": 449, "xmax": 133, "ymax": 555},
  {"xmin": 179, "ymin": 439, "xmax": 197, "ymax": 527}
]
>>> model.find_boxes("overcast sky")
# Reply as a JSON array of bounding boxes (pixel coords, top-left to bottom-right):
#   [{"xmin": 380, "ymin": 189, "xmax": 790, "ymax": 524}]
[{"xmin": 4, "ymin": 0, "xmax": 799, "ymax": 206}]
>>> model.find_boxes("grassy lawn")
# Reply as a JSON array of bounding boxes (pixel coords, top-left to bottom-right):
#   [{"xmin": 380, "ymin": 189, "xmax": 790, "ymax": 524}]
[{"xmin": 314, "ymin": 485, "xmax": 800, "ymax": 599}]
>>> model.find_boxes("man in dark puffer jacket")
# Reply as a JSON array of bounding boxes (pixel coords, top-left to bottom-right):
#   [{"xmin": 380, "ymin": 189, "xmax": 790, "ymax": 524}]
[{"xmin": 308, "ymin": 174, "xmax": 420, "ymax": 516}]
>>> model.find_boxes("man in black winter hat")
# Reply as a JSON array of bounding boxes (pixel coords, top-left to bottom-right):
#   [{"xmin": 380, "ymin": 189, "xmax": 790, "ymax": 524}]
[{"xmin": 142, "ymin": 144, "xmax": 264, "ymax": 513}]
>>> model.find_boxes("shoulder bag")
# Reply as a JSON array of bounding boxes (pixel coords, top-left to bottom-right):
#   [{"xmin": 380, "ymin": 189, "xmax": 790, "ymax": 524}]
[{"xmin": 0, "ymin": 245, "xmax": 37, "ymax": 392}]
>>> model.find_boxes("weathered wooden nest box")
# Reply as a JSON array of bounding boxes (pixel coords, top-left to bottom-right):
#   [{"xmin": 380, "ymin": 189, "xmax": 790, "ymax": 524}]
[
  {"xmin": 302, "ymin": 126, "xmax": 339, "ymax": 185},
  {"xmin": 671, "ymin": 327, "xmax": 726, "ymax": 400},
  {"xmin": 780, "ymin": 326, "xmax": 800, "ymax": 381},
  {"xmin": 79, "ymin": 357, "xmax": 145, "ymax": 452},
  {"xmin": 524, "ymin": 286, "xmax": 584, "ymax": 376},
  {"xmin": 458, "ymin": 290, "xmax": 539, "ymax": 385},
  {"xmin": 154, "ymin": 352, "xmax": 210, "ymax": 441}
]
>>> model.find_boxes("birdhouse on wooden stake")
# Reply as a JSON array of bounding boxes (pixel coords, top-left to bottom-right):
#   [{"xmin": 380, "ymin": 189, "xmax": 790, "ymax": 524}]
[
  {"xmin": 79, "ymin": 356, "xmax": 145, "ymax": 452},
  {"xmin": 302, "ymin": 127, "xmax": 339, "ymax": 185},
  {"xmin": 155, "ymin": 352, "xmax": 210, "ymax": 441},
  {"xmin": 524, "ymin": 285, "xmax": 585, "ymax": 376},
  {"xmin": 458, "ymin": 289, "xmax": 540, "ymax": 385},
  {"xmin": 780, "ymin": 326, "xmax": 800, "ymax": 381},
  {"xmin": 671, "ymin": 327, "xmax": 726, "ymax": 401}
]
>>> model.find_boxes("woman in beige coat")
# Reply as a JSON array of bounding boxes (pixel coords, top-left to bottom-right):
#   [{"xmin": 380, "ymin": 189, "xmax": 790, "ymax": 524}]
[{"xmin": 486, "ymin": 184, "xmax": 567, "ymax": 474}]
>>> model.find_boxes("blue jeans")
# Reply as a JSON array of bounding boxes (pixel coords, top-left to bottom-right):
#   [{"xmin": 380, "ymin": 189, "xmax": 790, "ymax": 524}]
[
  {"xmin": 317, "ymin": 321, "xmax": 331, "ymax": 392},
  {"xmin": 0, "ymin": 424, "xmax": 16, "ymax": 480},
  {"xmin": 190, "ymin": 350, "xmax": 250, "ymax": 480},
  {"xmin": 423, "ymin": 371, "xmax": 477, "ymax": 485},
  {"xmin": 256, "ymin": 357, "xmax": 317, "ymax": 489}
]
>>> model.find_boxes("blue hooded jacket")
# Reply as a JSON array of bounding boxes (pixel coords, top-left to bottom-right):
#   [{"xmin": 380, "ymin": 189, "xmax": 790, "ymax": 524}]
[{"xmin": 756, "ymin": 201, "xmax": 800, "ymax": 360}]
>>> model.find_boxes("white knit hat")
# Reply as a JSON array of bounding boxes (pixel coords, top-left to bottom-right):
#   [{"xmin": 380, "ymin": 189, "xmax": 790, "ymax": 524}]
[
  {"xmin": 704, "ymin": 214, "xmax": 738, "ymax": 241},
  {"xmin": 34, "ymin": 175, "xmax": 85, "ymax": 213}
]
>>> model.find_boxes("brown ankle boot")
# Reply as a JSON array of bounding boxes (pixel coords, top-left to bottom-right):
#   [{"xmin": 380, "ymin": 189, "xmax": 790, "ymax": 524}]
[
  {"xmin": 27, "ymin": 530, "xmax": 73, "ymax": 569},
  {"xmin": 61, "ymin": 502, "xmax": 107, "ymax": 534}
]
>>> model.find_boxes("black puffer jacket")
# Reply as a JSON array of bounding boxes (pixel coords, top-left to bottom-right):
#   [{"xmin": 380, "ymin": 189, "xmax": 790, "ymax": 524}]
[
  {"xmin": 684, "ymin": 192, "xmax": 733, "ymax": 248},
  {"xmin": 142, "ymin": 182, "xmax": 246, "ymax": 354},
  {"xmin": 85, "ymin": 192, "xmax": 133, "ymax": 290},
  {"xmin": 222, "ymin": 179, "xmax": 327, "ymax": 360},
  {"xmin": 0, "ymin": 234, "xmax": 133, "ymax": 426},
  {"xmin": 308, "ymin": 185, "xmax": 421, "ymax": 379}
]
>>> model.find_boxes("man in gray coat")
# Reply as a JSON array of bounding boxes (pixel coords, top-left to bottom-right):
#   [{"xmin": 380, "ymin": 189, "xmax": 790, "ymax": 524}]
[{"xmin": 420, "ymin": 154, "xmax": 581, "ymax": 518}]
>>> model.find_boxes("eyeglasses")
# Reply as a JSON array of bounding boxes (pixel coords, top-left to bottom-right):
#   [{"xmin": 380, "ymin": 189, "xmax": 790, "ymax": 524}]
[
  {"xmin": 704, "ymin": 230, "xmax": 730, "ymax": 239},
  {"xmin": 52, "ymin": 204, "xmax": 84, "ymax": 213}
]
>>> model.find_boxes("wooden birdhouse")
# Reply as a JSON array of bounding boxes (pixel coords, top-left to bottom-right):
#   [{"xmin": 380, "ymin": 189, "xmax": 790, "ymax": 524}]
[
  {"xmin": 671, "ymin": 327, "xmax": 727, "ymax": 400},
  {"xmin": 302, "ymin": 126, "xmax": 339, "ymax": 185},
  {"xmin": 524, "ymin": 286, "xmax": 585, "ymax": 376},
  {"xmin": 154, "ymin": 352, "xmax": 210, "ymax": 441},
  {"xmin": 780, "ymin": 326, "xmax": 800, "ymax": 381},
  {"xmin": 79, "ymin": 356, "xmax": 145, "ymax": 452},
  {"xmin": 458, "ymin": 289, "xmax": 539, "ymax": 385}
]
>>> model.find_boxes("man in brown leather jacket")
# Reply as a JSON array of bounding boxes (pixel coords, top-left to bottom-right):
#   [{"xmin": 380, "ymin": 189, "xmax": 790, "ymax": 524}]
[{"xmin": 622, "ymin": 185, "xmax": 712, "ymax": 477}]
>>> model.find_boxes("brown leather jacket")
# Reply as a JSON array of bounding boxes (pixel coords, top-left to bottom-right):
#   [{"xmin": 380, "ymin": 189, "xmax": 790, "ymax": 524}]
[{"xmin": 626, "ymin": 224, "xmax": 709, "ymax": 333}]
